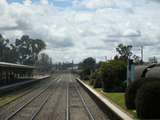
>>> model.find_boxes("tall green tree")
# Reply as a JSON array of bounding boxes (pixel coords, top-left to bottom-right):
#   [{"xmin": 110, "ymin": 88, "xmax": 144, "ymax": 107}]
[
  {"xmin": 36, "ymin": 53, "xmax": 53, "ymax": 72},
  {"xmin": 83, "ymin": 57, "xmax": 96, "ymax": 72},
  {"xmin": 100, "ymin": 59, "xmax": 127, "ymax": 92},
  {"xmin": 133, "ymin": 55, "xmax": 141, "ymax": 64},
  {"xmin": 116, "ymin": 44, "xmax": 132, "ymax": 62},
  {"xmin": 79, "ymin": 57, "xmax": 96, "ymax": 80},
  {"xmin": 15, "ymin": 35, "xmax": 46, "ymax": 65},
  {"xmin": 0, "ymin": 34, "xmax": 13, "ymax": 62}
]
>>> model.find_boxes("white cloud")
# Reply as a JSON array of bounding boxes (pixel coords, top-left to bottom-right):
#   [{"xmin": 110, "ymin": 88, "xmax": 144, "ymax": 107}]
[
  {"xmin": 40, "ymin": 0, "xmax": 49, "ymax": 5},
  {"xmin": 83, "ymin": 0, "xmax": 117, "ymax": 9},
  {"xmin": 0, "ymin": 0, "xmax": 160, "ymax": 62},
  {"xmin": 23, "ymin": 0, "xmax": 32, "ymax": 5},
  {"xmin": 77, "ymin": 0, "xmax": 132, "ymax": 10}
]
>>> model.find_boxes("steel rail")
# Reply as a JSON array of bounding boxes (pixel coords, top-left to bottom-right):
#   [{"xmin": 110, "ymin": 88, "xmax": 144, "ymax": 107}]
[
  {"xmin": 73, "ymin": 79, "xmax": 95, "ymax": 120},
  {"xmin": 66, "ymin": 74, "xmax": 70, "ymax": 120},
  {"xmin": 0, "ymin": 75, "xmax": 58, "ymax": 110},
  {"xmin": 0, "ymin": 78, "xmax": 57, "ymax": 116},
  {"xmin": 5, "ymin": 77, "xmax": 60, "ymax": 120},
  {"xmin": 31, "ymin": 76, "xmax": 62, "ymax": 120},
  {"xmin": 0, "ymin": 87, "xmax": 35, "ymax": 108},
  {"xmin": 47, "ymin": 75, "xmax": 66, "ymax": 120}
]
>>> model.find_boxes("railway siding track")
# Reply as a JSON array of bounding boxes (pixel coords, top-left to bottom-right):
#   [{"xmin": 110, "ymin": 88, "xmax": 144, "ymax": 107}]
[
  {"xmin": 49, "ymin": 75, "xmax": 68, "ymax": 120},
  {"xmin": 5, "ymin": 76, "xmax": 61, "ymax": 120},
  {"xmin": 76, "ymin": 80, "xmax": 110, "ymax": 120},
  {"xmin": 4, "ymin": 83, "xmax": 54, "ymax": 120},
  {"xmin": 1, "ymin": 74, "xmax": 114, "ymax": 120},
  {"xmin": 74, "ymin": 83, "xmax": 95, "ymax": 120},
  {"xmin": 68, "ymin": 74, "xmax": 110, "ymax": 120},
  {"xmin": 0, "ymin": 75, "xmax": 59, "ymax": 120},
  {"xmin": 77, "ymin": 78, "xmax": 134, "ymax": 120},
  {"xmin": 68, "ymin": 75, "xmax": 95, "ymax": 120},
  {"xmin": 33, "ymin": 75, "xmax": 66, "ymax": 120},
  {"xmin": 0, "ymin": 75, "xmax": 56, "ymax": 109}
]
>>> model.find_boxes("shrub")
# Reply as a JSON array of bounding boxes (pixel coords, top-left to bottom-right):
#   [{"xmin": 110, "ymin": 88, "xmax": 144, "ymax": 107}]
[
  {"xmin": 125, "ymin": 79, "xmax": 145, "ymax": 109},
  {"xmin": 79, "ymin": 57, "xmax": 96, "ymax": 80},
  {"xmin": 89, "ymin": 71, "xmax": 102, "ymax": 88},
  {"xmin": 125, "ymin": 78, "xmax": 160, "ymax": 109},
  {"xmin": 83, "ymin": 75, "xmax": 90, "ymax": 80},
  {"xmin": 89, "ymin": 72, "xmax": 96, "ymax": 85},
  {"xmin": 89, "ymin": 79, "xmax": 94, "ymax": 85},
  {"xmin": 100, "ymin": 60, "xmax": 127, "ymax": 92},
  {"xmin": 79, "ymin": 69, "xmax": 90, "ymax": 80},
  {"xmin": 93, "ymin": 79, "xmax": 102, "ymax": 88},
  {"xmin": 136, "ymin": 81, "xmax": 160, "ymax": 119},
  {"xmin": 93, "ymin": 71, "xmax": 102, "ymax": 88}
]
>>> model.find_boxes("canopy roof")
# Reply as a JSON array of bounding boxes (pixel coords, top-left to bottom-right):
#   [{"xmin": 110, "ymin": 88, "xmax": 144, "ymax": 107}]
[{"xmin": 0, "ymin": 62, "xmax": 34, "ymax": 69}]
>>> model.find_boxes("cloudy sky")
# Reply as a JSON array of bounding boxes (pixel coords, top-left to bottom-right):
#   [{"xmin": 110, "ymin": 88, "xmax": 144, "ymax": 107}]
[{"xmin": 0, "ymin": 0, "xmax": 160, "ymax": 63}]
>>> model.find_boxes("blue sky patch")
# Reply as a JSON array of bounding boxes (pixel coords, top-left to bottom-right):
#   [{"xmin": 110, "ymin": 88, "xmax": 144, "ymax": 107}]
[{"xmin": 7, "ymin": 0, "xmax": 74, "ymax": 8}]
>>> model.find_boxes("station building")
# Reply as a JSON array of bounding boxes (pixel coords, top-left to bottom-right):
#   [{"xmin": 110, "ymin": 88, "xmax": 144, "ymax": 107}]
[{"xmin": 0, "ymin": 62, "xmax": 34, "ymax": 85}]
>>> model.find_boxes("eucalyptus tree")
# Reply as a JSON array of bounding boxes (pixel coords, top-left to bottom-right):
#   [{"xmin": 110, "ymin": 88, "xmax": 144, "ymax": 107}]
[
  {"xmin": 79, "ymin": 57, "xmax": 96, "ymax": 80},
  {"xmin": 15, "ymin": 35, "xmax": 46, "ymax": 65},
  {"xmin": 116, "ymin": 44, "xmax": 133, "ymax": 62},
  {"xmin": 36, "ymin": 53, "xmax": 53, "ymax": 72},
  {"xmin": 0, "ymin": 34, "xmax": 11, "ymax": 62}
]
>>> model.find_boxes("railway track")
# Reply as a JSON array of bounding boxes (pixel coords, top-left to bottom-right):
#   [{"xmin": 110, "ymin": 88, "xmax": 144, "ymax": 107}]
[
  {"xmin": 32, "ymin": 74, "xmax": 66, "ymax": 120},
  {"xmin": 4, "ymin": 76, "xmax": 61, "ymax": 120},
  {"xmin": 0, "ymin": 77, "xmax": 53, "ymax": 109},
  {"xmin": 75, "ymin": 78, "xmax": 110, "ymax": 120},
  {"xmin": 1, "ymin": 73, "xmax": 110, "ymax": 120},
  {"xmin": 67, "ymin": 75, "xmax": 95, "ymax": 120},
  {"xmin": 49, "ymin": 74, "xmax": 68, "ymax": 120},
  {"xmin": 35, "ymin": 74, "xmax": 69, "ymax": 120},
  {"xmin": 0, "ymin": 75, "xmax": 60, "ymax": 120}
]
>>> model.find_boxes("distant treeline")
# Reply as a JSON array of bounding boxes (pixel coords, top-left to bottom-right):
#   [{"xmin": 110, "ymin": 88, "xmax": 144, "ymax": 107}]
[
  {"xmin": 0, "ymin": 34, "xmax": 46, "ymax": 65},
  {"xmin": 0, "ymin": 34, "xmax": 53, "ymax": 72},
  {"xmin": 79, "ymin": 44, "xmax": 141, "ymax": 92}
]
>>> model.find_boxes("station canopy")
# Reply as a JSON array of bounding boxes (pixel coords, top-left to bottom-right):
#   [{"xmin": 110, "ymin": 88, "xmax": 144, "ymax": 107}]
[{"xmin": 0, "ymin": 62, "xmax": 34, "ymax": 69}]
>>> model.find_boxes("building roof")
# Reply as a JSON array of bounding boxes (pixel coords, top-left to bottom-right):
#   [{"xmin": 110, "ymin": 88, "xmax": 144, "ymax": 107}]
[{"xmin": 0, "ymin": 62, "xmax": 34, "ymax": 69}]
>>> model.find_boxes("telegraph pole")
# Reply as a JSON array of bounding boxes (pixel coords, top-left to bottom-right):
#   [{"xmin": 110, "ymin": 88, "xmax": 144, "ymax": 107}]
[
  {"xmin": 72, "ymin": 60, "xmax": 74, "ymax": 71},
  {"xmin": 141, "ymin": 46, "xmax": 143, "ymax": 63},
  {"xmin": 105, "ymin": 56, "xmax": 107, "ymax": 61}
]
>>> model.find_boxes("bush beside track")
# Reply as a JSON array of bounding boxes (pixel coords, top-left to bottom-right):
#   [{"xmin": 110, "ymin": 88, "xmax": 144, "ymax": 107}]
[
  {"xmin": 125, "ymin": 79, "xmax": 145, "ymax": 109},
  {"xmin": 125, "ymin": 78, "xmax": 160, "ymax": 119},
  {"xmin": 136, "ymin": 81, "xmax": 160, "ymax": 119}
]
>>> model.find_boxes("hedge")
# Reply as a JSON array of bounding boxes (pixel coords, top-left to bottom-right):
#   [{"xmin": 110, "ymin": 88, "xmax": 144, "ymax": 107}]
[{"xmin": 136, "ymin": 81, "xmax": 160, "ymax": 119}]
